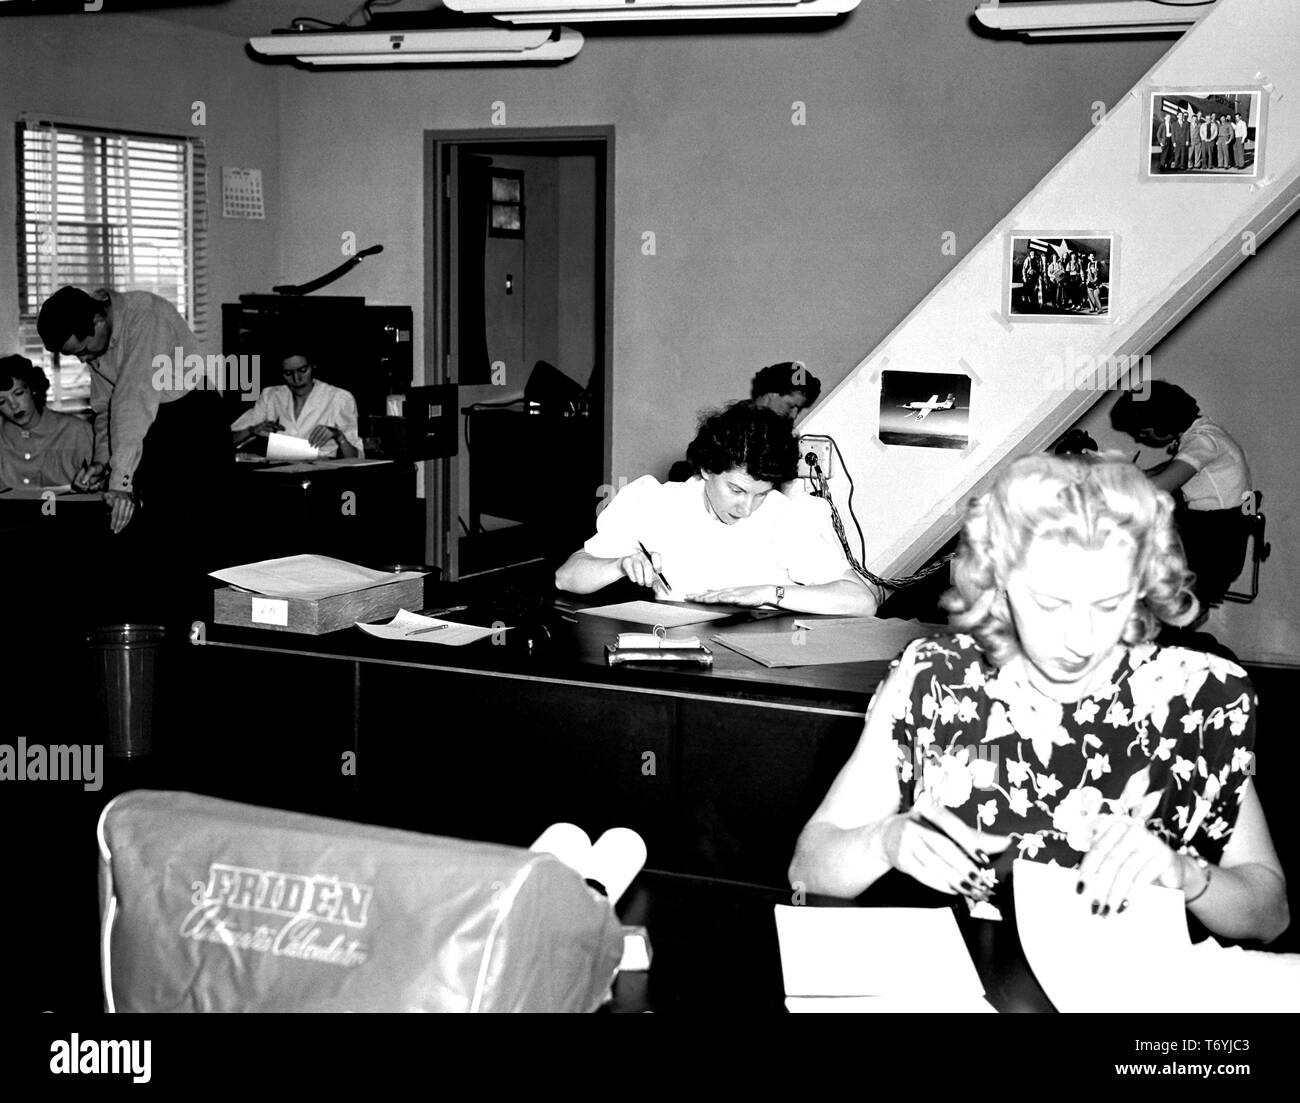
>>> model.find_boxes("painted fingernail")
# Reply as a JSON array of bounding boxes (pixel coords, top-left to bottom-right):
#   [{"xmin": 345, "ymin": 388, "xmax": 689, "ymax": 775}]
[
  {"xmin": 1100, "ymin": 904, "xmax": 1111, "ymax": 918},
  {"xmin": 974, "ymin": 849, "xmax": 991, "ymax": 866},
  {"xmin": 1118, "ymin": 900, "xmax": 1129, "ymax": 914},
  {"xmin": 1075, "ymin": 880, "xmax": 1085, "ymax": 895},
  {"xmin": 1090, "ymin": 901, "xmax": 1100, "ymax": 915}
]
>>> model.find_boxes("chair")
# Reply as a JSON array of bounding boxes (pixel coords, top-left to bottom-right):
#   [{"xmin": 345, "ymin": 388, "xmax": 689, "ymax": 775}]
[{"xmin": 1223, "ymin": 491, "xmax": 1270, "ymax": 604}]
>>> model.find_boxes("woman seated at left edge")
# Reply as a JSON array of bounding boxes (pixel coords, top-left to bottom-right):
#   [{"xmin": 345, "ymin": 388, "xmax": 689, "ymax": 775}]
[
  {"xmin": 555, "ymin": 401, "xmax": 879, "ymax": 616},
  {"xmin": 0, "ymin": 355, "xmax": 93, "ymax": 491}
]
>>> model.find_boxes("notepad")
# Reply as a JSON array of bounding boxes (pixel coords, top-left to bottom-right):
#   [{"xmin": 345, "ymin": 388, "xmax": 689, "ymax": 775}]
[{"xmin": 775, "ymin": 905, "xmax": 990, "ymax": 1012}]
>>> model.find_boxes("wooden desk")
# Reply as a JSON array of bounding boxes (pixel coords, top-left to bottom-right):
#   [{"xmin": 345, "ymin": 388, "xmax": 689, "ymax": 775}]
[
  {"xmin": 611, "ymin": 868, "xmax": 1055, "ymax": 1013},
  {"xmin": 182, "ymin": 596, "xmax": 935, "ymax": 886}
]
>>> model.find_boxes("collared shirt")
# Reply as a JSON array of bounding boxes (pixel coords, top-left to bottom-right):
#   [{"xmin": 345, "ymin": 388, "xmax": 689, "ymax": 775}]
[
  {"xmin": 86, "ymin": 289, "xmax": 207, "ymax": 493},
  {"xmin": 1234, "ymin": 119, "xmax": 1248, "ymax": 139},
  {"xmin": 0, "ymin": 409, "xmax": 93, "ymax": 490},
  {"xmin": 582, "ymin": 475, "xmax": 852, "ymax": 597},
  {"xmin": 1175, "ymin": 416, "xmax": 1251, "ymax": 511},
  {"xmin": 230, "ymin": 381, "xmax": 363, "ymax": 458}
]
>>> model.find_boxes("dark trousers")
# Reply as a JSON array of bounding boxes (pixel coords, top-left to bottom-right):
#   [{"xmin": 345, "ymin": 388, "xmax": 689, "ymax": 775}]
[
  {"xmin": 105, "ymin": 389, "xmax": 233, "ymax": 632},
  {"xmin": 1176, "ymin": 504, "xmax": 1251, "ymax": 607}
]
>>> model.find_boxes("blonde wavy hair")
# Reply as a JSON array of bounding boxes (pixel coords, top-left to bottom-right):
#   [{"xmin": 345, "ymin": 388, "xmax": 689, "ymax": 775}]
[{"xmin": 942, "ymin": 453, "xmax": 1198, "ymax": 664}]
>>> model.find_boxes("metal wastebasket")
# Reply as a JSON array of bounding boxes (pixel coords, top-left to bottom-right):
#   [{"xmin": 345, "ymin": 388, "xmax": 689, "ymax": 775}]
[{"xmin": 87, "ymin": 624, "xmax": 165, "ymax": 758}]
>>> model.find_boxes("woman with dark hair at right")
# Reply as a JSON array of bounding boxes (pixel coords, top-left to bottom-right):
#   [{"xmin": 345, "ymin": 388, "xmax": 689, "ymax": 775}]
[{"xmin": 1110, "ymin": 381, "xmax": 1251, "ymax": 612}]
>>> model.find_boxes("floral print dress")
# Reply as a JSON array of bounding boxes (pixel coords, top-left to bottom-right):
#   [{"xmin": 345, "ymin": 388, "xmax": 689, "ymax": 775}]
[{"xmin": 881, "ymin": 634, "xmax": 1256, "ymax": 895}]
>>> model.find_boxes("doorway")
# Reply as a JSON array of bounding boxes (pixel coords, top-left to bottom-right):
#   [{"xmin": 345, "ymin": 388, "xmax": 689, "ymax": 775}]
[{"xmin": 424, "ymin": 128, "xmax": 613, "ymax": 582}]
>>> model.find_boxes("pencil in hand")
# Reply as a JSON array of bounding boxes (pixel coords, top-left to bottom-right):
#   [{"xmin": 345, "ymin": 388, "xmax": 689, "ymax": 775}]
[{"xmin": 636, "ymin": 541, "xmax": 672, "ymax": 595}]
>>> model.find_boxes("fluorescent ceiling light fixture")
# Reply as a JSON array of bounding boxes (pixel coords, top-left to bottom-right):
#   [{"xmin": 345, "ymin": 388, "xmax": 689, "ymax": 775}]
[
  {"xmin": 248, "ymin": 27, "xmax": 582, "ymax": 65},
  {"xmin": 447, "ymin": 0, "xmax": 858, "ymax": 23},
  {"xmin": 974, "ymin": 0, "xmax": 1216, "ymax": 38}
]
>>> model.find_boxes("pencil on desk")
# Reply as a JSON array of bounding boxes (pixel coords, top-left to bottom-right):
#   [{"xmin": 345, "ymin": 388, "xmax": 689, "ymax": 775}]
[{"xmin": 409, "ymin": 624, "xmax": 451, "ymax": 637}]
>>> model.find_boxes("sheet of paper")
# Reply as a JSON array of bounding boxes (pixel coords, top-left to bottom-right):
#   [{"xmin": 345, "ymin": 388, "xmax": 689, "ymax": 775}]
[
  {"xmin": 355, "ymin": 609, "xmax": 499, "ymax": 647},
  {"xmin": 256, "ymin": 458, "xmax": 393, "ymax": 473},
  {"xmin": 265, "ymin": 432, "xmax": 319, "ymax": 462},
  {"xmin": 1182, "ymin": 939, "xmax": 1300, "ymax": 1012},
  {"xmin": 786, "ymin": 995, "xmax": 997, "ymax": 1013},
  {"xmin": 210, "ymin": 554, "xmax": 424, "ymax": 599},
  {"xmin": 573, "ymin": 600, "xmax": 733, "ymax": 628},
  {"xmin": 712, "ymin": 618, "xmax": 937, "ymax": 667},
  {"xmin": 1013, "ymin": 858, "xmax": 1194, "ymax": 1013},
  {"xmin": 0, "ymin": 487, "xmax": 99, "ymax": 500},
  {"xmin": 774, "ymin": 905, "xmax": 984, "ymax": 1001}
]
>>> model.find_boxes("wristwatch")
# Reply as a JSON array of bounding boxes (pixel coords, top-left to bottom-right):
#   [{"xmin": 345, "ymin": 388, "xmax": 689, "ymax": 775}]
[{"xmin": 774, "ymin": 585, "xmax": 785, "ymax": 607}]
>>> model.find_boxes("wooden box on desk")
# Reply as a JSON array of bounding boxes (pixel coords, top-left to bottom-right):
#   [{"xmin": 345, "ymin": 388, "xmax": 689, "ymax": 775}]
[{"xmin": 212, "ymin": 578, "xmax": 424, "ymax": 635}]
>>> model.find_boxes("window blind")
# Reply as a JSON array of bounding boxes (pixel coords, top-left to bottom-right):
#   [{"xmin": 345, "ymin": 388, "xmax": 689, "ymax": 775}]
[{"xmin": 14, "ymin": 119, "xmax": 207, "ymax": 410}]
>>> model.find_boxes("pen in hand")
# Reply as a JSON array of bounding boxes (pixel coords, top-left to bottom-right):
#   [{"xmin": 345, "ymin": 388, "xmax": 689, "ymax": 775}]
[
  {"xmin": 913, "ymin": 811, "xmax": 992, "ymax": 869},
  {"xmin": 637, "ymin": 541, "xmax": 672, "ymax": 594}
]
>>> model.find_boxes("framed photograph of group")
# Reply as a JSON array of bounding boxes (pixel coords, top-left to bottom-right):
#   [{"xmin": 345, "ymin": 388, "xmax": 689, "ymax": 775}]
[
  {"xmin": 1004, "ymin": 234, "xmax": 1117, "ymax": 324},
  {"xmin": 1145, "ymin": 88, "xmax": 1266, "ymax": 181}
]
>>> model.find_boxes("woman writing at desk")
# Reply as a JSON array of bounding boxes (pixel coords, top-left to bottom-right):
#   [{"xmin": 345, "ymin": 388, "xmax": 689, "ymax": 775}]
[
  {"xmin": 790, "ymin": 454, "xmax": 1287, "ymax": 943},
  {"xmin": 555, "ymin": 402, "xmax": 878, "ymax": 616}
]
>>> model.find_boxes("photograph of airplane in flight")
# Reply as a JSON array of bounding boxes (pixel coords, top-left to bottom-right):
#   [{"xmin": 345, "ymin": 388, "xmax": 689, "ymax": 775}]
[{"xmin": 879, "ymin": 370, "xmax": 971, "ymax": 449}]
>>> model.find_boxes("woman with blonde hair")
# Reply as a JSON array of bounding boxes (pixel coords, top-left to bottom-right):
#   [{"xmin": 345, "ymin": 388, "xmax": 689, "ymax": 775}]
[{"xmin": 790, "ymin": 454, "xmax": 1288, "ymax": 943}]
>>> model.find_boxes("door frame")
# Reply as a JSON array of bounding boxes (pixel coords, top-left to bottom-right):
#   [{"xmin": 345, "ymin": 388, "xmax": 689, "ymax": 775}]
[{"xmin": 423, "ymin": 126, "xmax": 615, "ymax": 579}]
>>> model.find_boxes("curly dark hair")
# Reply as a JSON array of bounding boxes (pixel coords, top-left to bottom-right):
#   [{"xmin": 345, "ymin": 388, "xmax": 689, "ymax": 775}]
[
  {"xmin": 1110, "ymin": 381, "xmax": 1200, "ymax": 439},
  {"xmin": 750, "ymin": 362, "xmax": 822, "ymax": 407},
  {"xmin": 0, "ymin": 355, "xmax": 51, "ymax": 412},
  {"xmin": 685, "ymin": 401, "xmax": 799, "ymax": 484},
  {"xmin": 36, "ymin": 286, "xmax": 105, "ymax": 353}
]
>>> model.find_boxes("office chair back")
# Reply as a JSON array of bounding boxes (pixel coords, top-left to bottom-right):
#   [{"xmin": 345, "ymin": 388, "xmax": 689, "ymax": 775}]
[{"xmin": 1223, "ymin": 490, "xmax": 1270, "ymax": 604}]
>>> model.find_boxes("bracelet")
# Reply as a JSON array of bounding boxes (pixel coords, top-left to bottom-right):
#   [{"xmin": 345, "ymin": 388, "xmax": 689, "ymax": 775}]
[{"xmin": 1183, "ymin": 854, "xmax": 1213, "ymax": 905}]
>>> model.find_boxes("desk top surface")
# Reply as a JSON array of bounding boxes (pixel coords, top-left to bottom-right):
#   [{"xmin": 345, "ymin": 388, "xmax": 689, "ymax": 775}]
[
  {"xmin": 613, "ymin": 869, "xmax": 1054, "ymax": 1013},
  {"xmin": 199, "ymin": 589, "xmax": 942, "ymax": 713}
]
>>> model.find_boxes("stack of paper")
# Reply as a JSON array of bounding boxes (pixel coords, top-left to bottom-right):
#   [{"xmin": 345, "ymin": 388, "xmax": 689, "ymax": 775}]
[
  {"xmin": 775, "ymin": 905, "xmax": 995, "ymax": 1012},
  {"xmin": 210, "ymin": 554, "xmax": 425, "ymax": 600},
  {"xmin": 1014, "ymin": 859, "xmax": 1300, "ymax": 1011}
]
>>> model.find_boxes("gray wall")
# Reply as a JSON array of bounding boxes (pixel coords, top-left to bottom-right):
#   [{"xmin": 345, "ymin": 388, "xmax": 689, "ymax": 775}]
[
  {"xmin": 0, "ymin": 14, "xmax": 282, "ymax": 350},
  {"xmin": 2, "ymin": 2, "xmax": 1295, "ymax": 660}
]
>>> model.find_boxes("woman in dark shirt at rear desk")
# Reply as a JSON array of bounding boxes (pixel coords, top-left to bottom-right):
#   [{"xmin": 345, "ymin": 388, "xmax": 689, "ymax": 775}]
[{"xmin": 790, "ymin": 454, "xmax": 1287, "ymax": 943}]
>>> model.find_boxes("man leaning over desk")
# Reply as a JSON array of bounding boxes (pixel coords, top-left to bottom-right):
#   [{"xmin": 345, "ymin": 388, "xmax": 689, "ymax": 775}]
[
  {"xmin": 37, "ymin": 285, "xmax": 230, "ymax": 535},
  {"xmin": 231, "ymin": 348, "xmax": 362, "ymax": 459}
]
